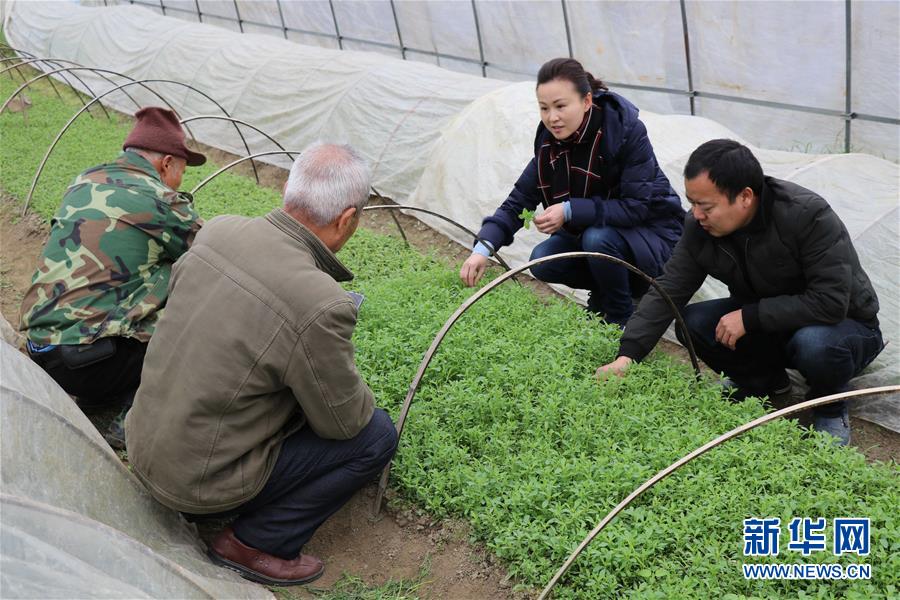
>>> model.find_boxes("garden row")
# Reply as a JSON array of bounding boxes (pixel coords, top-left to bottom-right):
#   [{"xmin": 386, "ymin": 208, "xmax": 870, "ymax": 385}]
[{"xmin": 1, "ymin": 72, "xmax": 897, "ymax": 599}]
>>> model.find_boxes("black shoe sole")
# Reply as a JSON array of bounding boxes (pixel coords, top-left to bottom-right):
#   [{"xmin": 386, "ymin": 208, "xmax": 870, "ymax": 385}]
[{"xmin": 207, "ymin": 550, "xmax": 324, "ymax": 586}]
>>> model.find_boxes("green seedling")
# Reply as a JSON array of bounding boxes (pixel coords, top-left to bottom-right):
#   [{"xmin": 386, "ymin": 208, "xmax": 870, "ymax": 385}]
[{"xmin": 519, "ymin": 208, "xmax": 536, "ymax": 229}]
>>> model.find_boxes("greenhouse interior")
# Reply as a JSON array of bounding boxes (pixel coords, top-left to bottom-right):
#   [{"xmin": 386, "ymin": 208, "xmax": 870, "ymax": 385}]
[{"xmin": 1, "ymin": 1, "xmax": 897, "ymax": 599}]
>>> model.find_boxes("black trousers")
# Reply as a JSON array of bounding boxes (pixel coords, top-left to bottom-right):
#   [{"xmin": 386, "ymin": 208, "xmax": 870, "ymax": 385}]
[
  {"xmin": 189, "ymin": 408, "xmax": 398, "ymax": 559},
  {"xmin": 29, "ymin": 337, "xmax": 148, "ymax": 407},
  {"xmin": 676, "ymin": 298, "xmax": 884, "ymax": 417}
]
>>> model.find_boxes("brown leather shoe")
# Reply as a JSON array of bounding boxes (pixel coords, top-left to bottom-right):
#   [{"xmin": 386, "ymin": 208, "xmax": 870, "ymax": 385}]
[{"xmin": 207, "ymin": 527, "xmax": 324, "ymax": 586}]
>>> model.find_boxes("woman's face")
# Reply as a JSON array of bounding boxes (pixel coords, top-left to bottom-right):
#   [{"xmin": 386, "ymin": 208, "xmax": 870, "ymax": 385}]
[{"xmin": 536, "ymin": 78, "xmax": 593, "ymax": 140}]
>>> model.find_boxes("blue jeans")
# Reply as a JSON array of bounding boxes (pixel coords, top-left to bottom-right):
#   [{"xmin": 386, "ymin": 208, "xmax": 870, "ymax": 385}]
[
  {"xmin": 676, "ymin": 298, "xmax": 884, "ymax": 417},
  {"xmin": 188, "ymin": 408, "xmax": 398, "ymax": 558},
  {"xmin": 529, "ymin": 227, "xmax": 641, "ymax": 324}
]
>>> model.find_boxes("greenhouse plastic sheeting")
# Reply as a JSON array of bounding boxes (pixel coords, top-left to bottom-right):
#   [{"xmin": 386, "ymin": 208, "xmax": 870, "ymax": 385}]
[
  {"xmin": 4, "ymin": 0, "xmax": 505, "ymax": 198},
  {"xmin": 3, "ymin": 2, "xmax": 897, "ymax": 431},
  {"xmin": 0, "ymin": 341, "xmax": 273, "ymax": 599},
  {"xmin": 76, "ymin": 0, "xmax": 900, "ymax": 160}
]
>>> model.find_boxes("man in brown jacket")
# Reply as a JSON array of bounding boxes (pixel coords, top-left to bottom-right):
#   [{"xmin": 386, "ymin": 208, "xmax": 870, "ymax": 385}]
[{"xmin": 125, "ymin": 142, "xmax": 398, "ymax": 586}]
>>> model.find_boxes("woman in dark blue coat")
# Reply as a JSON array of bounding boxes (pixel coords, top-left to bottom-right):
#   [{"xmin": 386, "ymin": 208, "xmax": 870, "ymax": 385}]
[{"xmin": 459, "ymin": 58, "xmax": 684, "ymax": 326}]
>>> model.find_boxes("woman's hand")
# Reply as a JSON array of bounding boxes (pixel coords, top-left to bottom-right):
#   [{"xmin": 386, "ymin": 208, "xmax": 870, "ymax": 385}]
[
  {"xmin": 533, "ymin": 203, "xmax": 565, "ymax": 234},
  {"xmin": 460, "ymin": 253, "xmax": 490, "ymax": 287}
]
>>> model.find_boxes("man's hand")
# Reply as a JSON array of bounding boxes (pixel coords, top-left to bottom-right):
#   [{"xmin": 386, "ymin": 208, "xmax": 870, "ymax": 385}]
[
  {"xmin": 595, "ymin": 356, "xmax": 633, "ymax": 380},
  {"xmin": 715, "ymin": 309, "xmax": 746, "ymax": 350},
  {"xmin": 533, "ymin": 204, "xmax": 566, "ymax": 234},
  {"xmin": 460, "ymin": 253, "xmax": 490, "ymax": 287}
]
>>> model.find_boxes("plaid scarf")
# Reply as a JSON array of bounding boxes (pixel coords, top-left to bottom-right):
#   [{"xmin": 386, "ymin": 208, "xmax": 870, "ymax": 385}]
[{"xmin": 536, "ymin": 104, "xmax": 604, "ymax": 208}]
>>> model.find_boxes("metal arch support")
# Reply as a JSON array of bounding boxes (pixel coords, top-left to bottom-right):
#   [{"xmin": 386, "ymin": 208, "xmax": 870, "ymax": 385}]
[
  {"xmin": 0, "ymin": 54, "xmax": 69, "ymax": 105},
  {"xmin": 0, "ymin": 58, "xmax": 107, "ymax": 119},
  {"xmin": 538, "ymin": 385, "xmax": 900, "ymax": 599},
  {"xmin": 0, "ymin": 57, "xmax": 112, "ymax": 120},
  {"xmin": 179, "ymin": 146, "xmax": 518, "ymax": 277},
  {"xmin": 151, "ymin": 76, "xmax": 260, "ymax": 181},
  {"xmin": 9, "ymin": 69, "xmax": 259, "ymax": 195},
  {"xmin": 0, "ymin": 51, "xmax": 141, "ymax": 116},
  {"xmin": 170, "ymin": 103, "xmax": 260, "ymax": 185},
  {"xmin": 9, "ymin": 68, "xmax": 190, "ymax": 217},
  {"xmin": 0, "ymin": 48, "xmax": 83, "ymax": 106},
  {"xmin": 371, "ymin": 251, "xmax": 701, "ymax": 516},
  {"xmin": 190, "ymin": 149, "xmax": 305, "ymax": 196},
  {"xmin": 178, "ymin": 115, "xmax": 298, "ymax": 162},
  {"xmin": 21, "ymin": 76, "xmax": 240, "ymax": 216},
  {"xmin": 0, "ymin": 54, "xmax": 143, "ymax": 113},
  {"xmin": 366, "ymin": 188, "xmax": 410, "ymax": 248},
  {"xmin": 0, "ymin": 56, "xmax": 37, "ymax": 85},
  {"xmin": 2, "ymin": 67, "xmax": 181, "ymax": 124},
  {"xmin": 386, "ymin": 209, "xmax": 410, "ymax": 247},
  {"xmin": 362, "ymin": 204, "xmax": 516, "ymax": 275},
  {"xmin": 362, "ymin": 189, "xmax": 518, "ymax": 279},
  {"xmin": 0, "ymin": 47, "xmax": 64, "ymax": 96}
]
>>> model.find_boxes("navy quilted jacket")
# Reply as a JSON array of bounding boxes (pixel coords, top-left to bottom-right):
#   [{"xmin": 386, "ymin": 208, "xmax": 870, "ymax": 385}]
[{"xmin": 477, "ymin": 91, "xmax": 684, "ymax": 273}]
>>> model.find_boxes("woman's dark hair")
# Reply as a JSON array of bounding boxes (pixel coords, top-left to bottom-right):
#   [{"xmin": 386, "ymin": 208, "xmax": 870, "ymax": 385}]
[
  {"xmin": 536, "ymin": 58, "xmax": 607, "ymax": 95},
  {"xmin": 683, "ymin": 139, "xmax": 764, "ymax": 202}
]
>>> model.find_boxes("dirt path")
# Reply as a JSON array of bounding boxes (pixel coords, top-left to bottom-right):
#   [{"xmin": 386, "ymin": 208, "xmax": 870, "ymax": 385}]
[
  {"xmin": 192, "ymin": 488, "xmax": 520, "ymax": 600},
  {"xmin": 0, "ymin": 198, "xmax": 46, "ymax": 330}
]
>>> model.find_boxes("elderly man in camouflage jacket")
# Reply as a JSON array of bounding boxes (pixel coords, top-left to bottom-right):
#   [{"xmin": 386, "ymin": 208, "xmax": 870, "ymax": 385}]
[{"xmin": 19, "ymin": 107, "xmax": 205, "ymax": 448}]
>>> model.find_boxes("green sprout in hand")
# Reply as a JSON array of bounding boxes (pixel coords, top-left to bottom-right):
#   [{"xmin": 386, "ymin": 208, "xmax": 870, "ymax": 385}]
[{"xmin": 519, "ymin": 209, "xmax": 535, "ymax": 229}]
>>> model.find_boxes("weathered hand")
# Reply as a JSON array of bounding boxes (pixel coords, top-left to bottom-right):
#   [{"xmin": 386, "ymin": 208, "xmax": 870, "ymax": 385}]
[
  {"xmin": 595, "ymin": 356, "xmax": 633, "ymax": 380},
  {"xmin": 715, "ymin": 309, "xmax": 746, "ymax": 350},
  {"xmin": 460, "ymin": 252, "xmax": 490, "ymax": 287},
  {"xmin": 533, "ymin": 203, "xmax": 566, "ymax": 234}
]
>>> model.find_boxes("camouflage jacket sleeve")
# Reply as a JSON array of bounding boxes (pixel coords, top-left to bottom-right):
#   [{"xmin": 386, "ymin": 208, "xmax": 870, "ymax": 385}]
[{"xmin": 19, "ymin": 152, "xmax": 203, "ymax": 345}]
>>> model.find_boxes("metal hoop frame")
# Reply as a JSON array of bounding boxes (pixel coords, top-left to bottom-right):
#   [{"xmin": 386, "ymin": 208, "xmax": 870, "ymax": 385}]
[
  {"xmin": 0, "ymin": 54, "xmax": 110, "ymax": 118},
  {"xmin": 0, "ymin": 47, "xmax": 143, "ymax": 111},
  {"xmin": 12, "ymin": 69, "xmax": 191, "ymax": 215},
  {"xmin": 538, "ymin": 384, "xmax": 900, "ymax": 598},
  {"xmin": 362, "ymin": 204, "xmax": 515, "ymax": 274},
  {"xmin": 20, "ymin": 76, "xmax": 257, "ymax": 216},
  {"xmin": 0, "ymin": 45, "xmax": 173, "ymax": 117},
  {"xmin": 178, "ymin": 114, "xmax": 298, "ymax": 163},
  {"xmin": 372, "ymin": 250, "xmax": 702, "ymax": 516},
  {"xmin": 0, "ymin": 56, "xmax": 146, "ymax": 115},
  {"xmin": 0, "ymin": 48, "xmax": 66, "ymax": 103},
  {"xmin": 189, "ymin": 149, "xmax": 305, "ymax": 196},
  {"xmin": 181, "ymin": 143, "xmax": 519, "ymax": 279}
]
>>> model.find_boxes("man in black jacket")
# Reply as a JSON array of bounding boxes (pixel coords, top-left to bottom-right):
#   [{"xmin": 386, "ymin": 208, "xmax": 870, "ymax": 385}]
[{"xmin": 597, "ymin": 139, "xmax": 883, "ymax": 445}]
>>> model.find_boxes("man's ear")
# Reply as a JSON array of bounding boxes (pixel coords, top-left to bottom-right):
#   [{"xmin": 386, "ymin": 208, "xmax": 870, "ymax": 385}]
[
  {"xmin": 159, "ymin": 154, "xmax": 178, "ymax": 175},
  {"xmin": 336, "ymin": 206, "xmax": 358, "ymax": 232},
  {"xmin": 739, "ymin": 186, "xmax": 755, "ymax": 207}
]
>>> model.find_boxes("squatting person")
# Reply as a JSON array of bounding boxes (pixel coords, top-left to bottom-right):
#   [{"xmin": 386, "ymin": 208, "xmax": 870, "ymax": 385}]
[
  {"xmin": 18, "ymin": 106, "xmax": 204, "ymax": 448},
  {"xmin": 597, "ymin": 139, "xmax": 883, "ymax": 445},
  {"xmin": 459, "ymin": 57, "xmax": 685, "ymax": 327},
  {"xmin": 125, "ymin": 142, "xmax": 398, "ymax": 586}
]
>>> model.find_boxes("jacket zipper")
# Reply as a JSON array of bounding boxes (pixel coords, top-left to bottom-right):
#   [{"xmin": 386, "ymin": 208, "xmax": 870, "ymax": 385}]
[
  {"xmin": 719, "ymin": 241, "xmax": 758, "ymax": 297},
  {"xmin": 743, "ymin": 238, "xmax": 759, "ymax": 296}
]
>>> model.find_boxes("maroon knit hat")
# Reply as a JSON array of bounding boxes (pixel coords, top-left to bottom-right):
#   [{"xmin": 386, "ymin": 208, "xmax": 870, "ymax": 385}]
[{"xmin": 122, "ymin": 107, "xmax": 206, "ymax": 166}]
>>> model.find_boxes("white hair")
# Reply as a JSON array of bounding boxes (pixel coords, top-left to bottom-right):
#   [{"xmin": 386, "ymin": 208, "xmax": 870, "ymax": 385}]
[
  {"xmin": 124, "ymin": 147, "xmax": 166, "ymax": 162},
  {"xmin": 283, "ymin": 142, "xmax": 371, "ymax": 226}
]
